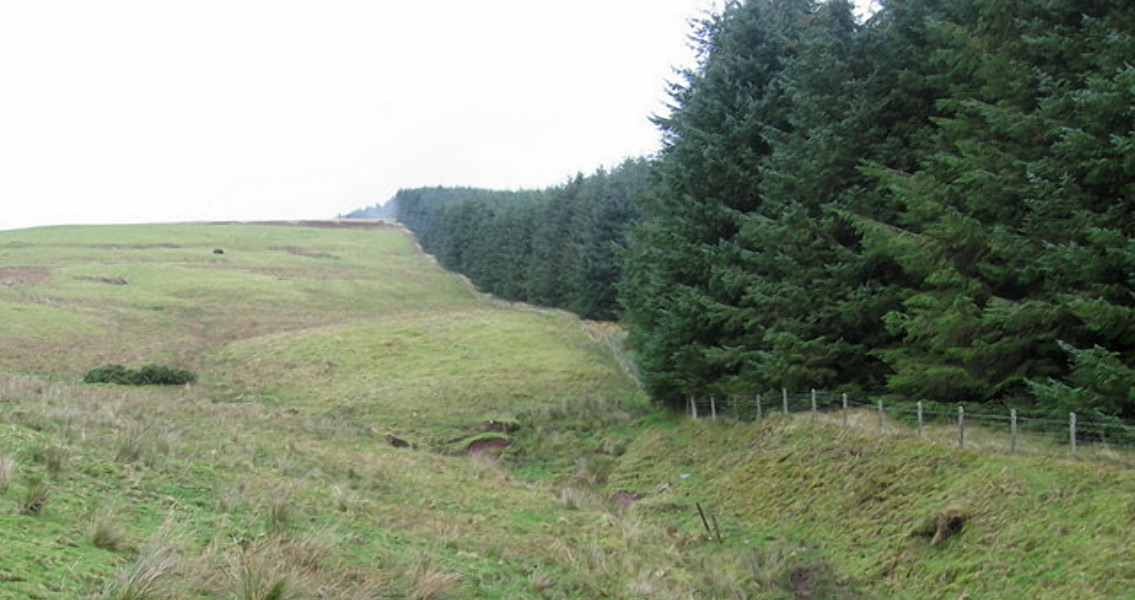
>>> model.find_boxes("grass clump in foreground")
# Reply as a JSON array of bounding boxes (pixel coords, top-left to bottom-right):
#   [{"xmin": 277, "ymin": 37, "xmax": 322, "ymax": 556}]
[
  {"xmin": 18, "ymin": 476, "xmax": 50, "ymax": 515},
  {"xmin": 84, "ymin": 364, "xmax": 198, "ymax": 386},
  {"xmin": 101, "ymin": 536, "xmax": 180, "ymax": 600},
  {"xmin": 0, "ymin": 453, "xmax": 15, "ymax": 491}
]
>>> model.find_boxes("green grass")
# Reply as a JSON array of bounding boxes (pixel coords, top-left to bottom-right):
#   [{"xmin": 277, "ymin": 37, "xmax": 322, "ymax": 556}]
[
  {"xmin": 0, "ymin": 221, "xmax": 716, "ymax": 599},
  {"xmin": 609, "ymin": 415, "xmax": 1135, "ymax": 599},
  {"xmin": 0, "ymin": 221, "xmax": 1132, "ymax": 599}
]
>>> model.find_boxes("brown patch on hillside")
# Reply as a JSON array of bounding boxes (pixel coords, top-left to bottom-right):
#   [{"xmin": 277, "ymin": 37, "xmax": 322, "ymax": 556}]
[
  {"xmin": 0, "ymin": 268, "xmax": 50, "ymax": 287},
  {"xmin": 385, "ymin": 434, "xmax": 415, "ymax": 449},
  {"xmin": 612, "ymin": 491, "xmax": 649, "ymax": 508},
  {"xmin": 916, "ymin": 506, "xmax": 967, "ymax": 546},
  {"xmin": 270, "ymin": 245, "xmax": 340, "ymax": 260},
  {"xmin": 464, "ymin": 437, "xmax": 513, "ymax": 458},
  {"xmin": 89, "ymin": 243, "xmax": 181, "ymax": 250},
  {"xmin": 791, "ymin": 564, "xmax": 814, "ymax": 600},
  {"xmin": 76, "ymin": 275, "xmax": 128, "ymax": 286}
]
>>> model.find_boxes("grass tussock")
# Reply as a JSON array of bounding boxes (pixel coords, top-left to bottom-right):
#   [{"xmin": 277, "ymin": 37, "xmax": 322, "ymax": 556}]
[
  {"xmin": 234, "ymin": 545, "xmax": 295, "ymax": 600},
  {"xmin": 44, "ymin": 444, "xmax": 68, "ymax": 474},
  {"xmin": 115, "ymin": 426, "xmax": 147, "ymax": 464},
  {"xmin": 103, "ymin": 539, "xmax": 180, "ymax": 600},
  {"xmin": 265, "ymin": 488, "xmax": 296, "ymax": 537},
  {"xmin": 405, "ymin": 555, "xmax": 461, "ymax": 600},
  {"xmin": 0, "ymin": 453, "xmax": 14, "ymax": 492},
  {"xmin": 18, "ymin": 476, "xmax": 50, "ymax": 515},
  {"xmin": 90, "ymin": 509, "xmax": 130, "ymax": 552}
]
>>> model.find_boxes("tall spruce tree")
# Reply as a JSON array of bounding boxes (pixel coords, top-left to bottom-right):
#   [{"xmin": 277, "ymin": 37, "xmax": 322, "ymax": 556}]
[
  {"xmin": 623, "ymin": 0, "xmax": 813, "ymax": 407},
  {"xmin": 622, "ymin": 0, "xmax": 1133, "ymax": 415},
  {"xmin": 861, "ymin": 0, "xmax": 1135, "ymax": 412}
]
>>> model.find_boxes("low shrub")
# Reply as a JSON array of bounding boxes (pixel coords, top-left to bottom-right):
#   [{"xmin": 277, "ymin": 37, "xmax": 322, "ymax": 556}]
[
  {"xmin": 84, "ymin": 364, "xmax": 198, "ymax": 386},
  {"xmin": 132, "ymin": 364, "xmax": 197, "ymax": 385},
  {"xmin": 84, "ymin": 365, "xmax": 132, "ymax": 384}
]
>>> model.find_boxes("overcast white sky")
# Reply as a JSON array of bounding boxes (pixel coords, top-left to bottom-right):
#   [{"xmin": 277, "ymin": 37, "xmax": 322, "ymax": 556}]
[{"xmin": 0, "ymin": 0, "xmax": 726, "ymax": 231}]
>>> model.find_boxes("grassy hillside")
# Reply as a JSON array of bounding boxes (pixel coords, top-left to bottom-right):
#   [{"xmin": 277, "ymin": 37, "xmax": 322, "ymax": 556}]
[
  {"xmin": 0, "ymin": 222, "xmax": 1131, "ymax": 600},
  {"xmin": 0, "ymin": 222, "xmax": 718, "ymax": 599},
  {"xmin": 610, "ymin": 416, "xmax": 1135, "ymax": 599}
]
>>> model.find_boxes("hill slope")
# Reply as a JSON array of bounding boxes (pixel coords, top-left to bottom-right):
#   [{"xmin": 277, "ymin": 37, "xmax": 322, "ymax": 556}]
[{"xmin": 0, "ymin": 222, "xmax": 1131, "ymax": 600}]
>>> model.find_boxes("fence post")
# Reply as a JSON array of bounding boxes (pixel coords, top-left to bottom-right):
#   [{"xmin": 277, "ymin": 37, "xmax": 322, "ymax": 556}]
[
  {"xmin": 756, "ymin": 394, "xmax": 763, "ymax": 420},
  {"xmin": 690, "ymin": 395, "xmax": 697, "ymax": 419},
  {"xmin": 1010, "ymin": 408, "xmax": 1018, "ymax": 454},
  {"xmin": 710, "ymin": 397, "xmax": 717, "ymax": 421},
  {"xmin": 1070, "ymin": 412, "xmax": 1077, "ymax": 455},
  {"xmin": 877, "ymin": 400, "xmax": 884, "ymax": 434},
  {"xmin": 917, "ymin": 401, "xmax": 924, "ymax": 439},
  {"xmin": 958, "ymin": 406, "xmax": 965, "ymax": 448},
  {"xmin": 842, "ymin": 393, "xmax": 848, "ymax": 428},
  {"xmin": 811, "ymin": 389, "xmax": 817, "ymax": 423},
  {"xmin": 782, "ymin": 388, "xmax": 789, "ymax": 415}
]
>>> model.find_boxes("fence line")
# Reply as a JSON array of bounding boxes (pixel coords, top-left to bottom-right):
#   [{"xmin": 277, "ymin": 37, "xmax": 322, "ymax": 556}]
[{"xmin": 686, "ymin": 389, "xmax": 1135, "ymax": 464}]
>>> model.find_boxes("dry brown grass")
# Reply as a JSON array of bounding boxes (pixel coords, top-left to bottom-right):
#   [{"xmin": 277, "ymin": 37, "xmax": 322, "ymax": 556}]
[
  {"xmin": 90, "ymin": 508, "xmax": 130, "ymax": 551},
  {"xmin": 18, "ymin": 476, "xmax": 50, "ymax": 515},
  {"xmin": 0, "ymin": 453, "xmax": 14, "ymax": 492},
  {"xmin": 102, "ymin": 536, "xmax": 180, "ymax": 600},
  {"xmin": 405, "ymin": 554, "xmax": 461, "ymax": 600}
]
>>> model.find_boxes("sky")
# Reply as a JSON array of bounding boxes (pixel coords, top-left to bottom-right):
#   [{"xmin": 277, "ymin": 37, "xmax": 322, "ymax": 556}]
[{"xmin": 0, "ymin": 0, "xmax": 722, "ymax": 231}]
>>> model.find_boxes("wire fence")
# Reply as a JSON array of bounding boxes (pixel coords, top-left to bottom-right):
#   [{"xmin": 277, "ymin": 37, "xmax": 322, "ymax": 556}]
[{"xmin": 685, "ymin": 390, "xmax": 1135, "ymax": 465}]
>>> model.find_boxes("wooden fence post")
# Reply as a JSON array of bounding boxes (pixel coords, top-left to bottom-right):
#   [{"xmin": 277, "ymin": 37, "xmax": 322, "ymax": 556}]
[
  {"xmin": 877, "ymin": 400, "xmax": 884, "ymax": 434},
  {"xmin": 756, "ymin": 394, "xmax": 763, "ymax": 420},
  {"xmin": 710, "ymin": 397, "xmax": 717, "ymax": 421},
  {"xmin": 958, "ymin": 406, "xmax": 965, "ymax": 448},
  {"xmin": 842, "ymin": 393, "xmax": 848, "ymax": 427},
  {"xmin": 690, "ymin": 396, "xmax": 697, "ymax": 419},
  {"xmin": 917, "ymin": 401, "xmax": 924, "ymax": 439},
  {"xmin": 811, "ymin": 389, "xmax": 817, "ymax": 423},
  {"xmin": 1010, "ymin": 408, "xmax": 1018, "ymax": 454},
  {"xmin": 1070, "ymin": 412, "xmax": 1077, "ymax": 455},
  {"xmin": 782, "ymin": 388, "xmax": 788, "ymax": 415}
]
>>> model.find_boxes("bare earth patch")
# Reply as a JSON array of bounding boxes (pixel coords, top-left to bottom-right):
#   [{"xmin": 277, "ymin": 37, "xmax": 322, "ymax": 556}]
[
  {"xmin": 612, "ymin": 491, "xmax": 649, "ymax": 508},
  {"xmin": 270, "ymin": 246, "xmax": 340, "ymax": 260},
  {"xmin": 0, "ymin": 268, "xmax": 50, "ymax": 287},
  {"xmin": 89, "ymin": 243, "xmax": 181, "ymax": 250},
  {"xmin": 76, "ymin": 275, "xmax": 128, "ymax": 286},
  {"xmin": 464, "ymin": 437, "xmax": 513, "ymax": 458}
]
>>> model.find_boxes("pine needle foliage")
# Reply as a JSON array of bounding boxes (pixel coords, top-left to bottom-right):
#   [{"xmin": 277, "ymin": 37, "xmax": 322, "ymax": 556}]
[{"xmin": 621, "ymin": 0, "xmax": 1135, "ymax": 415}]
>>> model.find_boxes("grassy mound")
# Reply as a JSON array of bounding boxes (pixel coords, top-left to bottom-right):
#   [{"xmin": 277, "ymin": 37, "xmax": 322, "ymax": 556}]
[{"xmin": 608, "ymin": 415, "xmax": 1135, "ymax": 600}]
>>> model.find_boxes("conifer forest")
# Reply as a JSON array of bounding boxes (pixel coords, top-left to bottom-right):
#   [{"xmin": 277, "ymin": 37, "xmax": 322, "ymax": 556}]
[{"xmin": 392, "ymin": 0, "xmax": 1134, "ymax": 418}]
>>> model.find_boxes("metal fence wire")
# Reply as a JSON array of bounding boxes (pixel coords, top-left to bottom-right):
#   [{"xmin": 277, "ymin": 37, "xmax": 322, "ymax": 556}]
[{"xmin": 685, "ymin": 390, "xmax": 1135, "ymax": 463}]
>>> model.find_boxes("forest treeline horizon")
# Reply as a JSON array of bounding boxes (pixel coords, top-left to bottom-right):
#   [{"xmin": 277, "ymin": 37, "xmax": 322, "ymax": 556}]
[{"xmin": 351, "ymin": 0, "xmax": 1134, "ymax": 418}]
